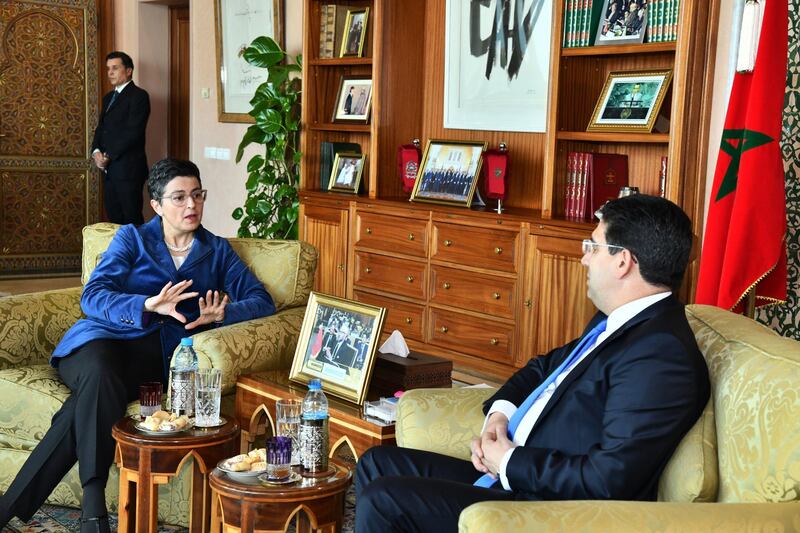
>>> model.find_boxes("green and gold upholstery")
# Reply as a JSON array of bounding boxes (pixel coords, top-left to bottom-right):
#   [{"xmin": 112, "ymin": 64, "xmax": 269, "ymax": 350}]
[
  {"xmin": 0, "ymin": 223, "xmax": 317, "ymax": 526},
  {"xmin": 396, "ymin": 304, "xmax": 800, "ymax": 531}
]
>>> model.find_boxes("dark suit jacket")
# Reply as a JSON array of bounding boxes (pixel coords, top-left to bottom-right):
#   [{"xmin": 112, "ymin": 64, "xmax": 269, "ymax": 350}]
[
  {"xmin": 331, "ymin": 341, "xmax": 358, "ymax": 367},
  {"xmin": 484, "ymin": 295, "xmax": 709, "ymax": 501},
  {"xmin": 91, "ymin": 82, "xmax": 150, "ymax": 182}
]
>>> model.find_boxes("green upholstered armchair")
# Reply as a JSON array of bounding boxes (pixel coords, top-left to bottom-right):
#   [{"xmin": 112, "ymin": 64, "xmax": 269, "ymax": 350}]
[
  {"xmin": 0, "ymin": 223, "xmax": 317, "ymax": 526},
  {"xmin": 396, "ymin": 304, "xmax": 800, "ymax": 531}
]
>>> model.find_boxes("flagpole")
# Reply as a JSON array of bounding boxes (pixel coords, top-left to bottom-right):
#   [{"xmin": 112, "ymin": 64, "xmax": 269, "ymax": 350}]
[{"xmin": 745, "ymin": 288, "xmax": 756, "ymax": 318}]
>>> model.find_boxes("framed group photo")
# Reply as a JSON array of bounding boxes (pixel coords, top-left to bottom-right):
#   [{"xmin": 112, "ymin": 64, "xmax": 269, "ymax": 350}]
[
  {"xmin": 595, "ymin": 0, "xmax": 648, "ymax": 46},
  {"xmin": 410, "ymin": 139, "xmax": 487, "ymax": 207},
  {"xmin": 328, "ymin": 152, "xmax": 365, "ymax": 193},
  {"xmin": 587, "ymin": 69, "xmax": 672, "ymax": 132},
  {"xmin": 290, "ymin": 293, "xmax": 386, "ymax": 405},
  {"xmin": 332, "ymin": 77, "xmax": 373, "ymax": 123},
  {"xmin": 339, "ymin": 7, "xmax": 370, "ymax": 57}
]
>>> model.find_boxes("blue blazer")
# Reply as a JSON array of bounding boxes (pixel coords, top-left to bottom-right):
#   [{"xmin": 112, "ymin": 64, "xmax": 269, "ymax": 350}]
[
  {"xmin": 484, "ymin": 295, "xmax": 709, "ymax": 501},
  {"xmin": 53, "ymin": 216, "xmax": 275, "ymax": 375}
]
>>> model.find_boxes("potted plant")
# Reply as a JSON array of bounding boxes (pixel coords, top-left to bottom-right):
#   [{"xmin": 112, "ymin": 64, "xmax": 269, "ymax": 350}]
[{"xmin": 232, "ymin": 36, "xmax": 302, "ymax": 239}]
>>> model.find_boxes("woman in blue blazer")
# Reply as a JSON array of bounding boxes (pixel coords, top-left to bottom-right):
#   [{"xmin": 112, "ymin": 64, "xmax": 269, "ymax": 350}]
[{"xmin": 0, "ymin": 158, "xmax": 275, "ymax": 532}]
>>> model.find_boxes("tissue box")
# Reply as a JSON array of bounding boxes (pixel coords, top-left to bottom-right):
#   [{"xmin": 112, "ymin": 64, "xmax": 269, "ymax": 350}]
[{"xmin": 369, "ymin": 351, "xmax": 453, "ymax": 397}]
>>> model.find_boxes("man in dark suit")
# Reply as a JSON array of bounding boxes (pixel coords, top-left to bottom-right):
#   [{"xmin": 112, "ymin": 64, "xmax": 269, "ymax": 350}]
[
  {"xmin": 92, "ymin": 51, "xmax": 150, "ymax": 225},
  {"xmin": 355, "ymin": 195, "xmax": 710, "ymax": 532}
]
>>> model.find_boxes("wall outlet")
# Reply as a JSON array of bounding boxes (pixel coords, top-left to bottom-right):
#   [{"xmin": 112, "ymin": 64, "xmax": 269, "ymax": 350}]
[
  {"xmin": 200, "ymin": 87, "xmax": 210, "ymax": 99},
  {"xmin": 203, "ymin": 146, "xmax": 215, "ymax": 159},
  {"xmin": 218, "ymin": 148, "xmax": 231, "ymax": 160}
]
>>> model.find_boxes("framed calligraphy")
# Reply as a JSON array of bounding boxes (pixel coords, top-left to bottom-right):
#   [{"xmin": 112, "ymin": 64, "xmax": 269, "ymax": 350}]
[
  {"xmin": 443, "ymin": 0, "xmax": 553, "ymax": 133},
  {"xmin": 214, "ymin": 0, "xmax": 284, "ymax": 123}
]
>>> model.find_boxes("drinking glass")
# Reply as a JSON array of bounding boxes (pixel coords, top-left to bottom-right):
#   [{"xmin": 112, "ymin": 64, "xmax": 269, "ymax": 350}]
[
  {"xmin": 139, "ymin": 382, "xmax": 162, "ymax": 419},
  {"xmin": 194, "ymin": 368, "xmax": 222, "ymax": 427},
  {"xmin": 275, "ymin": 398, "xmax": 302, "ymax": 465},
  {"xmin": 265, "ymin": 435, "xmax": 292, "ymax": 480}
]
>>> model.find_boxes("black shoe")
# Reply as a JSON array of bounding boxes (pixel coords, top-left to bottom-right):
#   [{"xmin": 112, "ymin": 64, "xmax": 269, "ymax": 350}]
[{"xmin": 80, "ymin": 514, "xmax": 111, "ymax": 533}]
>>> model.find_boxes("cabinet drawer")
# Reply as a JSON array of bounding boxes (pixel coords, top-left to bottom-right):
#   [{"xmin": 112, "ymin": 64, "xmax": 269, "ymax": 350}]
[
  {"xmin": 355, "ymin": 212, "xmax": 428, "ymax": 257},
  {"xmin": 353, "ymin": 290, "xmax": 425, "ymax": 342},
  {"xmin": 429, "ymin": 266, "xmax": 516, "ymax": 319},
  {"xmin": 432, "ymin": 223, "xmax": 518, "ymax": 272},
  {"xmin": 428, "ymin": 308, "xmax": 514, "ymax": 365},
  {"xmin": 353, "ymin": 252, "xmax": 428, "ymax": 300}
]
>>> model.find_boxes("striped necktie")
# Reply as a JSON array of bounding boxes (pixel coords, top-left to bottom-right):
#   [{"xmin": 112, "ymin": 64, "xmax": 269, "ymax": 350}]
[{"xmin": 474, "ymin": 318, "xmax": 608, "ymax": 489}]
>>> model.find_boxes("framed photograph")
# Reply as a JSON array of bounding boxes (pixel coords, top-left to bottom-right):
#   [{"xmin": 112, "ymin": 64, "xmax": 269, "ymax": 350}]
[
  {"xmin": 332, "ymin": 77, "xmax": 373, "ymax": 123},
  {"xmin": 587, "ymin": 69, "xmax": 672, "ymax": 132},
  {"xmin": 339, "ymin": 7, "xmax": 370, "ymax": 57},
  {"xmin": 328, "ymin": 152, "xmax": 365, "ymax": 193},
  {"xmin": 410, "ymin": 139, "xmax": 488, "ymax": 207},
  {"xmin": 443, "ymin": 0, "xmax": 552, "ymax": 132},
  {"xmin": 290, "ymin": 293, "xmax": 386, "ymax": 405},
  {"xmin": 214, "ymin": 0, "xmax": 284, "ymax": 123},
  {"xmin": 595, "ymin": 0, "xmax": 648, "ymax": 46}
]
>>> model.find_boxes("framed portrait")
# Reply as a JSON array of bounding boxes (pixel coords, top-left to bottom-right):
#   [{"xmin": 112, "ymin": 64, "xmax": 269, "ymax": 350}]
[
  {"xmin": 339, "ymin": 7, "xmax": 370, "ymax": 57},
  {"xmin": 409, "ymin": 139, "xmax": 488, "ymax": 207},
  {"xmin": 290, "ymin": 293, "xmax": 386, "ymax": 405},
  {"xmin": 587, "ymin": 69, "xmax": 672, "ymax": 132},
  {"xmin": 443, "ymin": 0, "xmax": 552, "ymax": 133},
  {"xmin": 214, "ymin": 0, "xmax": 284, "ymax": 123},
  {"xmin": 328, "ymin": 152, "xmax": 365, "ymax": 193},
  {"xmin": 595, "ymin": 0, "xmax": 648, "ymax": 46},
  {"xmin": 332, "ymin": 77, "xmax": 373, "ymax": 123}
]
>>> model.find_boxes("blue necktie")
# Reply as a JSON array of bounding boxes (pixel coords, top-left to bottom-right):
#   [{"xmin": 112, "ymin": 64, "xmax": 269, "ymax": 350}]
[
  {"xmin": 474, "ymin": 318, "xmax": 608, "ymax": 489},
  {"xmin": 106, "ymin": 90, "xmax": 119, "ymax": 112}
]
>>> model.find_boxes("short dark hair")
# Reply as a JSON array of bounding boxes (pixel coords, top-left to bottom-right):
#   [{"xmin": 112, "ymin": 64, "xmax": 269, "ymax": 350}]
[
  {"xmin": 147, "ymin": 158, "xmax": 202, "ymax": 201},
  {"xmin": 106, "ymin": 51, "xmax": 134, "ymax": 71},
  {"xmin": 597, "ymin": 195, "xmax": 692, "ymax": 291}
]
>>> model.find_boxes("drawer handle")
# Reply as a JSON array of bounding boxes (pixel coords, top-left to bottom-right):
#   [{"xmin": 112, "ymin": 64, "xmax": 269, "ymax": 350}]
[
  {"xmin": 494, "ymin": 247, "xmax": 503, "ymax": 255},
  {"xmin": 405, "ymin": 317, "xmax": 413, "ymax": 324},
  {"xmin": 525, "ymin": 299, "xmax": 533, "ymax": 308},
  {"xmin": 492, "ymin": 292, "xmax": 501, "ymax": 300},
  {"xmin": 406, "ymin": 275, "xmax": 415, "ymax": 283},
  {"xmin": 408, "ymin": 232, "xmax": 415, "ymax": 241},
  {"xmin": 443, "ymin": 282, "xmax": 451, "ymax": 290},
  {"xmin": 337, "ymin": 264, "xmax": 345, "ymax": 271},
  {"xmin": 490, "ymin": 338, "xmax": 499, "ymax": 346},
  {"xmin": 365, "ymin": 267, "xmax": 372, "ymax": 273},
  {"xmin": 440, "ymin": 326, "xmax": 448, "ymax": 333},
  {"xmin": 443, "ymin": 239, "xmax": 453, "ymax": 247},
  {"xmin": 366, "ymin": 227, "xmax": 372, "ymax": 234}
]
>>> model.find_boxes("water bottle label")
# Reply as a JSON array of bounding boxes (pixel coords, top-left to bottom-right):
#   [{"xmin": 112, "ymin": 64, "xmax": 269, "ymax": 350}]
[
  {"xmin": 299, "ymin": 418, "xmax": 328, "ymax": 472},
  {"xmin": 170, "ymin": 372, "xmax": 194, "ymax": 417}
]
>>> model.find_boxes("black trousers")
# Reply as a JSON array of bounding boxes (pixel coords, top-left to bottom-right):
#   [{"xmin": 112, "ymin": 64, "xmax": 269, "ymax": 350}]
[
  {"xmin": 355, "ymin": 446, "xmax": 516, "ymax": 533},
  {"xmin": 1, "ymin": 332, "xmax": 163, "ymax": 522},
  {"xmin": 104, "ymin": 177, "xmax": 145, "ymax": 225}
]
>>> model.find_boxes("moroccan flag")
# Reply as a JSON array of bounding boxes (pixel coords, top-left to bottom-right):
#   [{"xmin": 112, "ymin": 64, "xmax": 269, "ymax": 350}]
[{"xmin": 695, "ymin": 0, "xmax": 788, "ymax": 312}]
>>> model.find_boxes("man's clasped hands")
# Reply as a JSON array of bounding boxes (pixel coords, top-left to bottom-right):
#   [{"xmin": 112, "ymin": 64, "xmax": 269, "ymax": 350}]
[{"xmin": 470, "ymin": 411, "xmax": 516, "ymax": 480}]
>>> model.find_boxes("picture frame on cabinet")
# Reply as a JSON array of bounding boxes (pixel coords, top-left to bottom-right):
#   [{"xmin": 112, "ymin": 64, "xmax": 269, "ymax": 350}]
[
  {"xmin": 328, "ymin": 152, "xmax": 365, "ymax": 194},
  {"xmin": 339, "ymin": 7, "xmax": 370, "ymax": 57},
  {"xmin": 214, "ymin": 0, "xmax": 284, "ymax": 122},
  {"xmin": 290, "ymin": 292, "xmax": 386, "ymax": 405},
  {"xmin": 587, "ymin": 69, "xmax": 672, "ymax": 132},
  {"xmin": 410, "ymin": 139, "xmax": 488, "ymax": 207},
  {"xmin": 595, "ymin": 0, "xmax": 648, "ymax": 46},
  {"xmin": 332, "ymin": 76, "xmax": 373, "ymax": 123}
]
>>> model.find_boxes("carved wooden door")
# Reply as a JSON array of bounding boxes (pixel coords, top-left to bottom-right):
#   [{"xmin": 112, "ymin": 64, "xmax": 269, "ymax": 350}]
[{"xmin": 0, "ymin": 0, "xmax": 99, "ymax": 276}]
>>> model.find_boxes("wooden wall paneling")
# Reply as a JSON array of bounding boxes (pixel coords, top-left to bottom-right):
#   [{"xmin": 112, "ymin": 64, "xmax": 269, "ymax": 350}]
[
  {"xmin": 299, "ymin": 200, "xmax": 350, "ymax": 297},
  {"xmin": 168, "ymin": 6, "xmax": 190, "ymax": 159}
]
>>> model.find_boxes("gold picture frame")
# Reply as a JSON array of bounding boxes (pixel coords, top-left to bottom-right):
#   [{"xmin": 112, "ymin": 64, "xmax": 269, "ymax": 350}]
[
  {"xmin": 587, "ymin": 69, "xmax": 673, "ymax": 133},
  {"xmin": 328, "ymin": 152, "xmax": 365, "ymax": 194},
  {"xmin": 289, "ymin": 292, "xmax": 386, "ymax": 405},
  {"xmin": 409, "ymin": 139, "xmax": 488, "ymax": 207},
  {"xmin": 339, "ymin": 7, "xmax": 370, "ymax": 58},
  {"xmin": 332, "ymin": 76, "xmax": 373, "ymax": 124}
]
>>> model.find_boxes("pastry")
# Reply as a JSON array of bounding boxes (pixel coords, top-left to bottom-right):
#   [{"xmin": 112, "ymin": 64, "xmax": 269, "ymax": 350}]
[
  {"xmin": 249, "ymin": 461, "xmax": 267, "ymax": 472},
  {"xmin": 142, "ymin": 416, "xmax": 160, "ymax": 431},
  {"xmin": 228, "ymin": 460, "xmax": 250, "ymax": 472},
  {"xmin": 152, "ymin": 410, "xmax": 171, "ymax": 421}
]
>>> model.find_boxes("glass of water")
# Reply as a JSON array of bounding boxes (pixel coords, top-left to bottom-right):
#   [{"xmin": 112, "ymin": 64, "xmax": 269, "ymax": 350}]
[
  {"xmin": 194, "ymin": 368, "xmax": 222, "ymax": 427},
  {"xmin": 275, "ymin": 398, "xmax": 302, "ymax": 465}
]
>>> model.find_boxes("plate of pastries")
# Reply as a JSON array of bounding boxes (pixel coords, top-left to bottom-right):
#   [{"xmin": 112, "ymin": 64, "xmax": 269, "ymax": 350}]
[
  {"xmin": 217, "ymin": 448, "xmax": 267, "ymax": 481},
  {"xmin": 135, "ymin": 410, "xmax": 193, "ymax": 434}
]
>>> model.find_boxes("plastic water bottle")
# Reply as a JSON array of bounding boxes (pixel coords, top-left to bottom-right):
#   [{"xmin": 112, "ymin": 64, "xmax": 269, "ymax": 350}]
[
  {"xmin": 299, "ymin": 379, "xmax": 329, "ymax": 474},
  {"xmin": 169, "ymin": 337, "xmax": 198, "ymax": 417}
]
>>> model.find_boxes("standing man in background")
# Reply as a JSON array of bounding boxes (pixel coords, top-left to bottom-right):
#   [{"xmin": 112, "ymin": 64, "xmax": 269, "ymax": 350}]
[{"xmin": 92, "ymin": 51, "xmax": 150, "ymax": 225}]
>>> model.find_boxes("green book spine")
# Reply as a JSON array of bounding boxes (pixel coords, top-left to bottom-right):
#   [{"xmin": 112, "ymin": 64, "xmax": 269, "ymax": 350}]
[
  {"xmin": 587, "ymin": 0, "xmax": 605, "ymax": 45},
  {"xmin": 672, "ymin": 0, "xmax": 681, "ymax": 41},
  {"xmin": 667, "ymin": 0, "xmax": 675, "ymax": 42},
  {"xmin": 566, "ymin": 0, "xmax": 575, "ymax": 47},
  {"xmin": 562, "ymin": 0, "xmax": 570, "ymax": 46},
  {"xmin": 656, "ymin": 0, "xmax": 665, "ymax": 43},
  {"xmin": 580, "ymin": 0, "xmax": 588, "ymax": 46}
]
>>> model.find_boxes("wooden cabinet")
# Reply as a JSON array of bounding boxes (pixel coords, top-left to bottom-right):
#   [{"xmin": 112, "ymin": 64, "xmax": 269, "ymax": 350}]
[{"xmin": 299, "ymin": 199, "xmax": 349, "ymax": 298}]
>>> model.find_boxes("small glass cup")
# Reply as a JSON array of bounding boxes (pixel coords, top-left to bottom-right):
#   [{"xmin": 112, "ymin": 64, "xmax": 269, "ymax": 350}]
[
  {"xmin": 265, "ymin": 435, "xmax": 293, "ymax": 481},
  {"xmin": 139, "ymin": 382, "xmax": 162, "ymax": 419},
  {"xmin": 275, "ymin": 398, "xmax": 302, "ymax": 465},
  {"xmin": 194, "ymin": 368, "xmax": 222, "ymax": 427}
]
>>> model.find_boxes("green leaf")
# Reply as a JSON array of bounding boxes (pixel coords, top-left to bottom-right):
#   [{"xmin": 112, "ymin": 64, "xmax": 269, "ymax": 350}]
[
  {"xmin": 232, "ymin": 207, "xmax": 243, "ymax": 220},
  {"xmin": 236, "ymin": 125, "xmax": 266, "ymax": 162},
  {"xmin": 243, "ymin": 37, "xmax": 285, "ymax": 68},
  {"xmin": 255, "ymin": 108, "xmax": 283, "ymax": 134},
  {"xmin": 247, "ymin": 155, "xmax": 265, "ymax": 173}
]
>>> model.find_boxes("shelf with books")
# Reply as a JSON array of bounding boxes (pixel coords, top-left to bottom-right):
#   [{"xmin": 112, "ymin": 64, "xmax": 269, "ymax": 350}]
[
  {"xmin": 308, "ymin": 57, "xmax": 373, "ymax": 66},
  {"xmin": 308, "ymin": 123, "xmax": 372, "ymax": 133},
  {"xmin": 557, "ymin": 131, "xmax": 670, "ymax": 143},
  {"xmin": 561, "ymin": 42, "xmax": 676, "ymax": 57}
]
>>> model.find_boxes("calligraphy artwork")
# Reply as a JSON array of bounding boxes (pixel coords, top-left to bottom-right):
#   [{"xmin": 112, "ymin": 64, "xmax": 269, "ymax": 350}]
[{"xmin": 444, "ymin": 0, "xmax": 552, "ymax": 132}]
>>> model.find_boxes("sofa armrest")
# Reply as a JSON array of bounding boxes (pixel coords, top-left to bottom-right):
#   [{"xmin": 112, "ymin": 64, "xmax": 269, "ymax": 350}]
[
  {"xmin": 459, "ymin": 501, "xmax": 800, "ymax": 532},
  {"xmin": 396, "ymin": 387, "xmax": 497, "ymax": 461},
  {"xmin": 184, "ymin": 306, "xmax": 306, "ymax": 394},
  {"xmin": 0, "ymin": 287, "xmax": 82, "ymax": 370}
]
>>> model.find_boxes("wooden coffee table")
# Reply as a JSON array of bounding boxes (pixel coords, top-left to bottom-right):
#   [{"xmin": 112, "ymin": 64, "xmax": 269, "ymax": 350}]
[
  {"xmin": 209, "ymin": 458, "xmax": 352, "ymax": 532},
  {"xmin": 112, "ymin": 416, "xmax": 240, "ymax": 533}
]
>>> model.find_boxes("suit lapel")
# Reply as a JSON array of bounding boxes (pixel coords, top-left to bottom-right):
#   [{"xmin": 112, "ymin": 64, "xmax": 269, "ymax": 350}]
[
  {"xmin": 180, "ymin": 226, "xmax": 213, "ymax": 271},
  {"xmin": 140, "ymin": 216, "xmax": 178, "ymax": 276}
]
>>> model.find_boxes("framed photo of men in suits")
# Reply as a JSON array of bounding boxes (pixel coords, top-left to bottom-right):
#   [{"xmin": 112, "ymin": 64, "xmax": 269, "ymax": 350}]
[
  {"xmin": 410, "ymin": 139, "xmax": 487, "ymax": 207},
  {"xmin": 290, "ymin": 292, "xmax": 386, "ymax": 405}
]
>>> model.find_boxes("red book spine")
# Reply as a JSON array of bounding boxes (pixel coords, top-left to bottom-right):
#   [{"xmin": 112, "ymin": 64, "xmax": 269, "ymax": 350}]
[
  {"xmin": 580, "ymin": 152, "xmax": 591, "ymax": 220},
  {"xmin": 566, "ymin": 152, "xmax": 577, "ymax": 219},
  {"xmin": 659, "ymin": 156, "xmax": 668, "ymax": 197},
  {"xmin": 589, "ymin": 153, "xmax": 629, "ymax": 216}
]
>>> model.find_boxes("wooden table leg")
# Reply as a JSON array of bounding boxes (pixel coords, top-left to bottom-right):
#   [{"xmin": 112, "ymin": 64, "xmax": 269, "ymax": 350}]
[
  {"xmin": 117, "ymin": 468, "xmax": 131, "ymax": 533},
  {"xmin": 135, "ymin": 449, "xmax": 159, "ymax": 533},
  {"xmin": 209, "ymin": 490, "xmax": 221, "ymax": 533},
  {"xmin": 297, "ymin": 512, "xmax": 312, "ymax": 533},
  {"xmin": 189, "ymin": 459, "xmax": 210, "ymax": 533}
]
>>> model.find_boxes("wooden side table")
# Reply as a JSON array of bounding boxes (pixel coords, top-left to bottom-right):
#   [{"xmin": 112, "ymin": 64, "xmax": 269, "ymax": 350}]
[
  {"xmin": 236, "ymin": 370, "xmax": 395, "ymax": 459},
  {"xmin": 112, "ymin": 417, "xmax": 240, "ymax": 533},
  {"xmin": 209, "ymin": 458, "xmax": 352, "ymax": 532}
]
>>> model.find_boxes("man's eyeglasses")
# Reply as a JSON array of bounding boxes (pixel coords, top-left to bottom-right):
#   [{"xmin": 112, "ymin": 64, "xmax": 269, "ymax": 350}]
[
  {"xmin": 159, "ymin": 189, "xmax": 207, "ymax": 207},
  {"xmin": 581, "ymin": 239, "xmax": 626, "ymax": 255}
]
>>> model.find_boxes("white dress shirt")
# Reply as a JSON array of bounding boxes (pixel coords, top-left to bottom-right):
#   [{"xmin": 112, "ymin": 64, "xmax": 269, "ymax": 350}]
[{"xmin": 487, "ymin": 291, "xmax": 671, "ymax": 490}]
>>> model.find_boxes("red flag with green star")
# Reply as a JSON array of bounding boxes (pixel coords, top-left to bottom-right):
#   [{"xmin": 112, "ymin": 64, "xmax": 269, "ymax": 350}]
[{"xmin": 696, "ymin": 0, "xmax": 788, "ymax": 312}]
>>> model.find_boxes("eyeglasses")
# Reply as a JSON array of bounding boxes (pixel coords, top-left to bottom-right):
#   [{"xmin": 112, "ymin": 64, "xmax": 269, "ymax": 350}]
[
  {"xmin": 581, "ymin": 239, "xmax": 626, "ymax": 255},
  {"xmin": 159, "ymin": 189, "xmax": 207, "ymax": 206}
]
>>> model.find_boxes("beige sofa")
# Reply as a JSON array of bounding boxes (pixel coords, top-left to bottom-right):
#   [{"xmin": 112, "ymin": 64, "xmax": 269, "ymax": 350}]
[
  {"xmin": 0, "ymin": 223, "xmax": 317, "ymax": 526},
  {"xmin": 397, "ymin": 304, "xmax": 800, "ymax": 531}
]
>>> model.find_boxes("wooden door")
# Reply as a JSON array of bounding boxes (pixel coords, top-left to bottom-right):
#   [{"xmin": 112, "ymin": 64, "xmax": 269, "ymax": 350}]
[
  {"xmin": 169, "ymin": 5, "xmax": 190, "ymax": 159},
  {"xmin": 0, "ymin": 0, "xmax": 99, "ymax": 276},
  {"xmin": 299, "ymin": 202, "xmax": 349, "ymax": 297}
]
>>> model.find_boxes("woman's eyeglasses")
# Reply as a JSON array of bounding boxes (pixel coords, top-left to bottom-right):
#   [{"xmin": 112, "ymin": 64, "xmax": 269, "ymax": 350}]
[{"xmin": 159, "ymin": 189, "xmax": 207, "ymax": 207}]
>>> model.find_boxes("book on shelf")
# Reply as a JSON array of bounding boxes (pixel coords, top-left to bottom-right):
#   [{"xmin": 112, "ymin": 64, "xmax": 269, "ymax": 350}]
[
  {"xmin": 318, "ymin": 5, "xmax": 341, "ymax": 58},
  {"xmin": 565, "ymin": 152, "xmax": 629, "ymax": 220},
  {"xmin": 320, "ymin": 141, "xmax": 362, "ymax": 190}
]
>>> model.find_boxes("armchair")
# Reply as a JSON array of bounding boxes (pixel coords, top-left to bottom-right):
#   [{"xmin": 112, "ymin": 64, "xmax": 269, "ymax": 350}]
[
  {"xmin": 0, "ymin": 223, "xmax": 317, "ymax": 526},
  {"xmin": 396, "ymin": 304, "xmax": 800, "ymax": 531}
]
